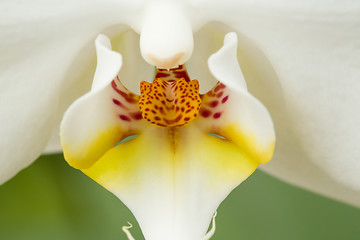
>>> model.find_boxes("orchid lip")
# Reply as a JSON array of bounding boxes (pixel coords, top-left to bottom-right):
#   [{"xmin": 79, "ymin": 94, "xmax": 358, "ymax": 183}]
[{"xmin": 60, "ymin": 32, "xmax": 275, "ymax": 240}]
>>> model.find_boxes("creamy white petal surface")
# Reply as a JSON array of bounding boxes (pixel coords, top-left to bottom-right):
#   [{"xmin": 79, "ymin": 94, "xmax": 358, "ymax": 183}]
[
  {"xmin": 0, "ymin": 0, "xmax": 142, "ymax": 184},
  {"xmin": 189, "ymin": 0, "xmax": 360, "ymax": 206}
]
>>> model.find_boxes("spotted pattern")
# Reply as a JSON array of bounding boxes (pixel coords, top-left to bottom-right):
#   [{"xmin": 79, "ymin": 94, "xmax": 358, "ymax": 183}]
[
  {"xmin": 111, "ymin": 76, "xmax": 143, "ymax": 123},
  {"xmin": 199, "ymin": 82, "xmax": 230, "ymax": 120},
  {"xmin": 139, "ymin": 65, "xmax": 201, "ymax": 127},
  {"xmin": 110, "ymin": 65, "xmax": 230, "ymax": 127}
]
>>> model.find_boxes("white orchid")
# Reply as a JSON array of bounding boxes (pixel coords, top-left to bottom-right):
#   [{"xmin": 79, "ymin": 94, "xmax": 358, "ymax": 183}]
[{"xmin": 1, "ymin": 0, "xmax": 360, "ymax": 239}]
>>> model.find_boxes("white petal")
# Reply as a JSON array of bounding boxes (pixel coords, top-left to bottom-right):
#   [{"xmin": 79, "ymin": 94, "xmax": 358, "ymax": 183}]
[
  {"xmin": 195, "ymin": 32, "xmax": 275, "ymax": 164},
  {"xmin": 208, "ymin": 32, "xmax": 247, "ymax": 91},
  {"xmin": 0, "ymin": 0, "xmax": 142, "ymax": 183},
  {"xmin": 190, "ymin": 1, "xmax": 360, "ymax": 205},
  {"xmin": 60, "ymin": 35, "xmax": 146, "ymax": 169}
]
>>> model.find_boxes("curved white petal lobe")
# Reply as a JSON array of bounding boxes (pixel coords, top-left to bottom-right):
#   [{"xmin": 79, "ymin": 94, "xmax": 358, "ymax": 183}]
[
  {"xmin": 208, "ymin": 32, "xmax": 247, "ymax": 91},
  {"xmin": 196, "ymin": 32, "xmax": 275, "ymax": 164},
  {"xmin": 60, "ymin": 35, "xmax": 146, "ymax": 169}
]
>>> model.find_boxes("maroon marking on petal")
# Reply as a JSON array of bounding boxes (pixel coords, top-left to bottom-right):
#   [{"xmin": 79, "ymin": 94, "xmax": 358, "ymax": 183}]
[
  {"xmin": 174, "ymin": 72, "xmax": 190, "ymax": 81},
  {"xmin": 131, "ymin": 112, "xmax": 143, "ymax": 120},
  {"xmin": 213, "ymin": 112, "xmax": 222, "ymax": 119},
  {"xmin": 208, "ymin": 100, "xmax": 219, "ymax": 108},
  {"xmin": 119, "ymin": 115, "xmax": 131, "ymax": 121},
  {"xmin": 201, "ymin": 109, "xmax": 211, "ymax": 118},
  {"xmin": 155, "ymin": 72, "xmax": 171, "ymax": 78},
  {"xmin": 111, "ymin": 81, "xmax": 138, "ymax": 104},
  {"xmin": 216, "ymin": 92, "xmax": 224, "ymax": 98},
  {"xmin": 214, "ymin": 85, "xmax": 222, "ymax": 92},
  {"xmin": 184, "ymin": 117, "xmax": 190, "ymax": 121},
  {"xmin": 113, "ymin": 99, "xmax": 121, "ymax": 105},
  {"xmin": 222, "ymin": 96, "xmax": 229, "ymax": 103}
]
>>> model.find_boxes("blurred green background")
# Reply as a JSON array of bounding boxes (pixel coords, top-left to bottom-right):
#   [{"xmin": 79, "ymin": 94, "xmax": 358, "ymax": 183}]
[{"xmin": 0, "ymin": 154, "xmax": 359, "ymax": 240}]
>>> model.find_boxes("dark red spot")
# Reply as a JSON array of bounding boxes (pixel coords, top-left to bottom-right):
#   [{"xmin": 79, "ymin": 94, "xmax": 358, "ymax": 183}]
[
  {"xmin": 174, "ymin": 72, "xmax": 190, "ymax": 81},
  {"xmin": 208, "ymin": 100, "xmax": 219, "ymax": 108},
  {"xmin": 201, "ymin": 109, "xmax": 211, "ymax": 118},
  {"xmin": 119, "ymin": 115, "xmax": 131, "ymax": 121},
  {"xmin": 222, "ymin": 96, "xmax": 229, "ymax": 103},
  {"xmin": 155, "ymin": 72, "xmax": 170, "ymax": 78},
  {"xmin": 216, "ymin": 92, "xmax": 224, "ymax": 98},
  {"xmin": 155, "ymin": 116, "xmax": 161, "ymax": 121},
  {"xmin": 184, "ymin": 117, "xmax": 190, "ymax": 121},
  {"xmin": 111, "ymin": 81, "xmax": 138, "ymax": 104},
  {"xmin": 145, "ymin": 108, "xmax": 150, "ymax": 111},
  {"xmin": 131, "ymin": 112, "xmax": 143, "ymax": 120},
  {"xmin": 112, "ymin": 98, "xmax": 121, "ymax": 106},
  {"xmin": 213, "ymin": 112, "xmax": 222, "ymax": 119},
  {"xmin": 214, "ymin": 84, "xmax": 222, "ymax": 92}
]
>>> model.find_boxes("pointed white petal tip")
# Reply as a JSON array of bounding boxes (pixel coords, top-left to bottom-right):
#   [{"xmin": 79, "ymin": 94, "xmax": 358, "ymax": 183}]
[
  {"xmin": 92, "ymin": 34, "xmax": 123, "ymax": 91},
  {"xmin": 208, "ymin": 32, "xmax": 247, "ymax": 91},
  {"xmin": 122, "ymin": 222, "xmax": 135, "ymax": 240},
  {"xmin": 202, "ymin": 212, "xmax": 217, "ymax": 240},
  {"xmin": 224, "ymin": 32, "xmax": 238, "ymax": 45}
]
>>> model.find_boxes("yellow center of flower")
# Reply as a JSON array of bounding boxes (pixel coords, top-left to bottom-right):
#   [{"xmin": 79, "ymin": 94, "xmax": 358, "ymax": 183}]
[{"xmin": 139, "ymin": 65, "xmax": 201, "ymax": 127}]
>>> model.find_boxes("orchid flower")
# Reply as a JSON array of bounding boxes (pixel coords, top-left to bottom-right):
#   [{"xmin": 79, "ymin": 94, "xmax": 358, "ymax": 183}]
[
  {"xmin": 1, "ymin": 0, "xmax": 360, "ymax": 238},
  {"xmin": 59, "ymin": 31, "xmax": 275, "ymax": 239}
]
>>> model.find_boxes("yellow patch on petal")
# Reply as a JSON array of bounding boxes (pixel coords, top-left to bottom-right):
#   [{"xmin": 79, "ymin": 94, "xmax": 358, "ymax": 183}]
[
  {"xmin": 83, "ymin": 128, "xmax": 174, "ymax": 192},
  {"xmin": 82, "ymin": 126, "xmax": 260, "ymax": 195},
  {"xmin": 139, "ymin": 78, "xmax": 201, "ymax": 127},
  {"xmin": 176, "ymin": 126, "xmax": 260, "ymax": 189},
  {"xmin": 221, "ymin": 123, "xmax": 275, "ymax": 165},
  {"xmin": 61, "ymin": 126, "xmax": 125, "ymax": 169}
]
